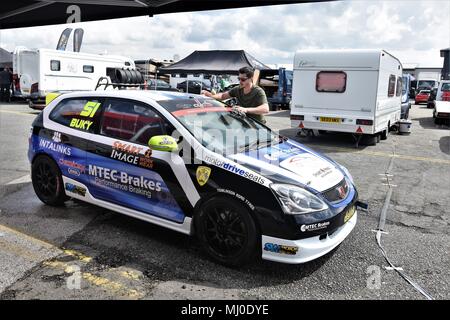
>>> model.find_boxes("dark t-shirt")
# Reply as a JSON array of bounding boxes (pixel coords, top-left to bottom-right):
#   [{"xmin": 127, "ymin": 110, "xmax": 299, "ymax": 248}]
[{"xmin": 228, "ymin": 85, "xmax": 268, "ymax": 123}]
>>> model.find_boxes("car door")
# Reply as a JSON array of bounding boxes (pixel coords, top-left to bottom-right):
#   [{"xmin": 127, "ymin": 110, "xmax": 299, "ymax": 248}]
[{"xmin": 86, "ymin": 97, "xmax": 194, "ymax": 223}]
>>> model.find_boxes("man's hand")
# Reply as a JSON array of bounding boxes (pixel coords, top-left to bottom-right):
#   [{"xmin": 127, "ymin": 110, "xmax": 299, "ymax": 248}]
[
  {"xmin": 234, "ymin": 106, "xmax": 247, "ymax": 114},
  {"xmin": 201, "ymin": 90, "xmax": 212, "ymax": 97}
]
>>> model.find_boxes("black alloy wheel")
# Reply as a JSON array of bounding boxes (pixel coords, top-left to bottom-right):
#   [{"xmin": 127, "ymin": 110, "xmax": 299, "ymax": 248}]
[
  {"xmin": 196, "ymin": 197, "xmax": 258, "ymax": 267},
  {"xmin": 32, "ymin": 155, "xmax": 68, "ymax": 206}
]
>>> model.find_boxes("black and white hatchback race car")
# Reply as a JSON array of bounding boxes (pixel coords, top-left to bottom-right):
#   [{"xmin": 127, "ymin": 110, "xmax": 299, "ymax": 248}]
[{"xmin": 29, "ymin": 90, "xmax": 361, "ymax": 266}]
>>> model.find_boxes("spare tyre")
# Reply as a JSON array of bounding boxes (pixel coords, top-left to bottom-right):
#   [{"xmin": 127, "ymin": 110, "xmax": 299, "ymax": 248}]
[
  {"xmin": 129, "ymin": 70, "xmax": 138, "ymax": 84},
  {"xmin": 124, "ymin": 69, "xmax": 132, "ymax": 84},
  {"xmin": 115, "ymin": 69, "xmax": 127, "ymax": 83}
]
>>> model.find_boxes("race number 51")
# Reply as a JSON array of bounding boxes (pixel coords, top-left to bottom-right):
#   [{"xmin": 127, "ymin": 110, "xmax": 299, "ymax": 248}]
[{"xmin": 80, "ymin": 102, "xmax": 101, "ymax": 118}]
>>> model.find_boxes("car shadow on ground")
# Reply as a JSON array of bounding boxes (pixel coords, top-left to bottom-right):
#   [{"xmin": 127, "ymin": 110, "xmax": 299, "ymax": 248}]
[
  {"xmin": 439, "ymin": 136, "xmax": 450, "ymax": 155},
  {"xmin": 57, "ymin": 201, "xmax": 334, "ymax": 290},
  {"xmin": 414, "ymin": 116, "xmax": 450, "ymax": 130},
  {"xmin": 279, "ymin": 128, "xmax": 373, "ymax": 151}
]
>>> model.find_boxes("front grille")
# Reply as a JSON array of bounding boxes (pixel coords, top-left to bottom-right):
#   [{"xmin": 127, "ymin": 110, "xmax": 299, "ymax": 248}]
[{"xmin": 321, "ymin": 178, "xmax": 349, "ymax": 203}]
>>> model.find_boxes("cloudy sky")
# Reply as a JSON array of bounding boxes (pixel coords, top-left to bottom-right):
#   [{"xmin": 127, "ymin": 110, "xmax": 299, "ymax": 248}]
[{"xmin": 0, "ymin": 0, "xmax": 448, "ymax": 68}]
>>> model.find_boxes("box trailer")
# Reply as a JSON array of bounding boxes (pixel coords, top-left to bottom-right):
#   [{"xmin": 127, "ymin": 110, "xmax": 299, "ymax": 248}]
[
  {"xmin": 290, "ymin": 49, "xmax": 402, "ymax": 143},
  {"xmin": 13, "ymin": 47, "xmax": 135, "ymax": 108}
]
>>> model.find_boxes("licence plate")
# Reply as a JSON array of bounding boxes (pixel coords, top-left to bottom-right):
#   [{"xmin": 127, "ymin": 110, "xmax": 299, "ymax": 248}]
[
  {"xmin": 320, "ymin": 117, "xmax": 341, "ymax": 123},
  {"xmin": 344, "ymin": 205, "xmax": 356, "ymax": 223}
]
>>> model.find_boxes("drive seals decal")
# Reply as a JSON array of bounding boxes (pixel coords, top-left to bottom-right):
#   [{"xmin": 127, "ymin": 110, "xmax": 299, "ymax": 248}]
[
  {"xmin": 203, "ymin": 155, "xmax": 266, "ymax": 185},
  {"xmin": 196, "ymin": 166, "xmax": 211, "ymax": 186}
]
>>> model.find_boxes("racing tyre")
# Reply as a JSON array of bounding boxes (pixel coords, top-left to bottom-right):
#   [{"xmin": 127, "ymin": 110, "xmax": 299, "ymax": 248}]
[
  {"xmin": 32, "ymin": 155, "xmax": 68, "ymax": 206},
  {"xmin": 195, "ymin": 197, "xmax": 259, "ymax": 267}
]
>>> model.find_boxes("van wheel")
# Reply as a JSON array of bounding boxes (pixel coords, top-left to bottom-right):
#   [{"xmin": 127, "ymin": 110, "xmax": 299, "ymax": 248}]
[
  {"xmin": 32, "ymin": 155, "xmax": 68, "ymax": 206},
  {"xmin": 376, "ymin": 134, "xmax": 381, "ymax": 143},
  {"xmin": 195, "ymin": 197, "xmax": 259, "ymax": 267}
]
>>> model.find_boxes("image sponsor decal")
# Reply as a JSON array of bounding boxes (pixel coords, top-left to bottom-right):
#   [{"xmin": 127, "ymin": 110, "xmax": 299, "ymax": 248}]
[
  {"xmin": 344, "ymin": 205, "xmax": 356, "ymax": 223},
  {"xmin": 300, "ymin": 221, "xmax": 330, "ymax": 232},
  {"xmin": 110, "ymin": 141, "xmax": 154, "ymax": 169},
  {"xmin": 217, "ymin": 188, "xmax": 255, "ymax": 210},
  {"xmin": 203, "ymin": 155, "xmax": 266, "ymax": 185},
  {"xmin": 88, "ymin": 165, "xmax": 161, "ymax": 199},
  {"xmin": 59, "ymin": 159, "xmax": 85, "ymax": 172},
  {"xmin": 65, "ymin": 183, "xmax": 86, "ymax": 197},
  {"xmin": 196, "ymin": 166, "xmax": 211, "ymax": 186},
  {"xmin": 39, "ymin": 139, "xmax": 71, "ymax": 156},
  {"xmin": 264, "ymin": 243, "xmax": 298, "ymax": 255}
]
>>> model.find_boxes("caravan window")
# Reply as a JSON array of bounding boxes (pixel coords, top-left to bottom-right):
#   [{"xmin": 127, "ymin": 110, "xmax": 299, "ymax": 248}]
[
  {"xmin": 316, "ymin": 71, "xmax": 346, "ymax": 93},
  {"xmin": 83, "ymin": 65, "xmax": 94, "ymax": 73},
  {"xmin": 50, "ymin": 60, "xmax": 60, "ymax": 71},
  {"xmin": 388, "ymin": 75, "xmax": 396, "ymax": 97},
  {"xmin": 396, "ymin": 77, "xmax": 402, "ymax": 96}
]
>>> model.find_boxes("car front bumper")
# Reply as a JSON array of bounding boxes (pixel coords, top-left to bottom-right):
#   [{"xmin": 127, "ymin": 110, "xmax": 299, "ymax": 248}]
[{"xmin": 261, "ymin": 212, "xmax": 357, "ymax": 264}]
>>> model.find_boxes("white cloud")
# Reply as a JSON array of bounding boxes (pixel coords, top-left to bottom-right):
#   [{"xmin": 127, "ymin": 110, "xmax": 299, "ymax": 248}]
[{"xmin": 0, "ymin": 1, "xmax": 448, "ymax": 68}]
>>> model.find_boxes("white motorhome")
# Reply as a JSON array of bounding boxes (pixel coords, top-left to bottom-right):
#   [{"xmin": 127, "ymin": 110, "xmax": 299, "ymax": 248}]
[
  {"xmin": 291, "ymin": 49, "xmax": 402, "ymax": 142},
  {"xmin": 13, "ymin": 47, "xmax": 135, "ymax": 107}
]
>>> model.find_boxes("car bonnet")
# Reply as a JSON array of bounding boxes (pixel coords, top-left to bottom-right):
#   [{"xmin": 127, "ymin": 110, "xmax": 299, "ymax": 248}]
[{"xmin": 227, "ymin": 139, "xmax": 344, "ymax": 193}]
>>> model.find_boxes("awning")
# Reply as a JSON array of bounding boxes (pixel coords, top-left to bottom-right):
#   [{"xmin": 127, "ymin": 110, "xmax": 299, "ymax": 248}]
[
  {"xmin": 0, "ymin": 1, "xmax": 324, "ymax": 30},
  {"xmin": 159, "ymin": 50, "xmax": 270, "ymax": 75}
]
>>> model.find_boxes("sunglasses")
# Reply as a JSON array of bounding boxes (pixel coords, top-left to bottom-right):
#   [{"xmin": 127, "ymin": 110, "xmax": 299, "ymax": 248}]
[{"xmin": 238, "ymin": 77, "xmax": 249, "ymax": 82}]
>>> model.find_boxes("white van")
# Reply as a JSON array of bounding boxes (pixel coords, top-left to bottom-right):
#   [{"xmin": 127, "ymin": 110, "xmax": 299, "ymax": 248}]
[
  {"xmin": 13, "ymin": 47, "xmax": 135, "ymax": 108},
  {"xmin": 290, "ymin": 49, "xmax": 402, "ymax": 142}
]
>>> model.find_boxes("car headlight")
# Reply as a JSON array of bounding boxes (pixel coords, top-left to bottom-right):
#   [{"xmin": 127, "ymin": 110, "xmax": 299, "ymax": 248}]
[
  {"xmin": 270, "ymin": 184, "xmax": 328, "ymax": 215},
  {"xmin": 339, "ymin": 164, "xmax": 354, "ymax": 184}
]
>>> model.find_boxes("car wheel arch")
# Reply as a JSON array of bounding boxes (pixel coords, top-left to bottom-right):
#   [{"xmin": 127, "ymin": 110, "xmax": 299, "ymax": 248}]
[{"xmin": 191, "ymin": 192, "xmax": 261, "ymax": 236}]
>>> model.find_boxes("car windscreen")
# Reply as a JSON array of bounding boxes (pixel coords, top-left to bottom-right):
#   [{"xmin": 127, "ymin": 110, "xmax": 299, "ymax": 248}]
[
  {"xmin": 158, "ymin": 98, "xmax": 279, "ymax": 155},
  {"xmin": 441, "ymin": 83, "xmax": 450, "ymax": 92}
]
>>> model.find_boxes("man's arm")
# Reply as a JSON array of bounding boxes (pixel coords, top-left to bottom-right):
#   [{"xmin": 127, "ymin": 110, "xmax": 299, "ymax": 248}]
[
  {"xmin": 201, "ymin": 90, "xmax": 231, "ymax": 100},
  {"xmin": 237, "ymin": 103, "xmax": 269, "ymax": 115}
]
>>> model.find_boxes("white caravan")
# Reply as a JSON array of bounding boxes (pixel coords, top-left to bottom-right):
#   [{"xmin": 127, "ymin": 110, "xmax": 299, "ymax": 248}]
[
  {"xmin": 13, "ymin": 47, "xmax": 135, "ymax": 106},
  {"xmin": 291, "ymin": 49, "xmax": 402, "ymax": 142}
]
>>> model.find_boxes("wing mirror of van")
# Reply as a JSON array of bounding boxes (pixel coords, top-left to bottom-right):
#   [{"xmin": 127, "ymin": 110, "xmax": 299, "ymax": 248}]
[{"xmin": 148, "ymin": 135, "xmax": 178, "ymax": 152}]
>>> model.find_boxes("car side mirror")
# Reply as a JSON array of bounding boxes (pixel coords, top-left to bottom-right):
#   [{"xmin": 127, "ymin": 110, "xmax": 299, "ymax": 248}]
[{"xmin": 148, "ymin": 135, "xmax": 178, "ymax": 152}]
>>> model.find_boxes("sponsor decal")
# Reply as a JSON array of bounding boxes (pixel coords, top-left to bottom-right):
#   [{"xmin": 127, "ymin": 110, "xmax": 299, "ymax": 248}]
[
  {"xmin": 217, "ymin": 188, "xmax": 255, "ymax": 210},
  {"xmin": 59, "ymin": 159, "xmax": 85, "ymax": 172},
  {"xmin": 264, "ymin": 243, "xmax": 298, "ymax": 255},
  {"xmin": 196, "ymin": 166, "xmax": 211, "ymax": 186},
  {"xmin": 344, "ymin": 205, "xmax": 356, "ymax": 223},
  {"xmin": 110, "ymin": 141, "xmax": 153, "ymax": 169},
  {"xmin": 52, "ymin": 132, "xmax": 62, "ymax": 143},
  {"xmin": 67, "ymin": 168, "xmax": 81, "ymax": 176},
  {"xmin": 39, "ymin": 139, "xmax": 71, "ymax": 156},
  {"xmin": 88, "ymin": 165, "xmax": 161, "ymax": 199},
  {"xmin": 300, "ymin": 221, "xmax": 330, "ymax": 232},
  {"xmin": 312, "ymin": 167, "xmax": 333, "ymax": 178},
  {"xmin": 203, "ymin": 155, "xmax": 266, "ymax": 185},
  {"xmin": 65, "ymin": 183, "xmax": 86, "ymax": 197}
]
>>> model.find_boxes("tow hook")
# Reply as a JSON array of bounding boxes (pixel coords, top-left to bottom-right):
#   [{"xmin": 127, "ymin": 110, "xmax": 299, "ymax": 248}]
[{"xmin": 355, "ymin": 201, "xmax": 369, "ymax": 212}]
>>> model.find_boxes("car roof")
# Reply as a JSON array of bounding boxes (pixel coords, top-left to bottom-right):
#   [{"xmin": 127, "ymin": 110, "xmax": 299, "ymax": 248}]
[{"xmin": 53, "ymin": 89, "xmax": 207, "ymax": 104}]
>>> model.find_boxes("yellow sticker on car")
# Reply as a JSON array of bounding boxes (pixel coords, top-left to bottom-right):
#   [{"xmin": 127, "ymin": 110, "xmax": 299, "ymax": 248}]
[
  {"xmin": 80, "ymin": 101, "xmax": 101, "ymax": 118},
  {"xmin": 196, "ymin": 166, "xmax": 211, "ymax": 186},
  {"xmin": 344, "ymin": 205, "xmax": 356, "ymax": 223}
]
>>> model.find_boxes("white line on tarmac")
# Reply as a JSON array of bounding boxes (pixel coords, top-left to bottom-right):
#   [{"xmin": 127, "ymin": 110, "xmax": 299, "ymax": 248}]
[{"xmin": 6, "ymin": 174, "xmax": 31, "ymax": 185}]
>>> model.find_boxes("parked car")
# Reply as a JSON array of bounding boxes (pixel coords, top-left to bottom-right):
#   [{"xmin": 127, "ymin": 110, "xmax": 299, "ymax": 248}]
[
  {"xmin": 144, "ymin": 79, "xmax": 179, "ymax": 92},
  {"xmin": 258, "ymin": 68, "xmax": 293, "ymax": 111},
  {"xmin": 415, "ymin": 90, "xmax": 430, "ymax": 105},
  {"xmin": 28, "ymin": 90, "xmax": 362, "ymax": 266},
  {"xmin": 176, "ymin": 80, "xmax": 211, "ymax": 94},
  {"xmin": 433, "ymin": 100, "xmax": 450, "ymax": 124}
]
